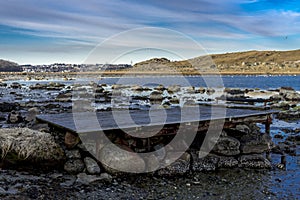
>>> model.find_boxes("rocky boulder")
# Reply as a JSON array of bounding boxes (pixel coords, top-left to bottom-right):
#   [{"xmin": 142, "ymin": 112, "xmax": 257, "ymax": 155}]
[
  {"xmin": 25, "ymin": 107, "xmax": 39, "ymax": 122},
  {"xmin": 191, "ymin": 152, "xmax": 219, "ymax": 172},
  {"xmin": 0, "ymin": 128, "xmax": 65, "ymax": 167},
  {"xmin": 7, "ymin": 111, "xmax": 23, "ymax": 124},
  {"xmin": 217, "ymin": 156, "xmax": 239, "ymax": 168},
  {"xmin": 212, "ymin": 136, "xmax": 240, "ymax": 156},
  {"xmin": 10, "ymin": 82, "xmax": 21, "ymax": 89},
  {"xmin": 156, "ymin": 152, "xmax": 190, "ymax": 176},
  {"xmin": 98, "ymin": 144, "xmax": 145, "ymax": 174},
  {"xmin": 238, "ymin": 154, "xmax": 271, "ymax": 169},
  {"xmin": 167, "ymin": 85, "xmax": 180, "ymax": 93},
  {"xmin": 64, "ymin": 159, "xmax": 85, "ymax": 174},
  {"xmin": 65, "ymin": 132, "xmax": 80, "ymax": 149},
  {"xmin": 240, "ymin": 133, "xmax": 273, "ymax": 154},
  {"xmin": 149, "ymin": 91, "xmax": 164, "ymax": 101},
  {"xmin": 84, "ymin": 157, "xmax": 101, "ymax": 174},
  {"xmin": 284, "ymin": 92, "xmax": 300, "ymax": 101},
  {"xmin": 55, "ymin": 92, "xmax": 72, "ymax": 102},
  {"xmin": 0, "ymin": 102, "xmax": 19, "ymax": 112},
  {"xmin": 277, "ymin": 111, "xmax": 300, "ymax": 120}
]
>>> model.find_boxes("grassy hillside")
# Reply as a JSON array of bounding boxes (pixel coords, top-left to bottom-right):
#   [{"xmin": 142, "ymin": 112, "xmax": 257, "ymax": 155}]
[{"xmin": 133, "ymin": 49, "xmax": 300, "ymax": 74}]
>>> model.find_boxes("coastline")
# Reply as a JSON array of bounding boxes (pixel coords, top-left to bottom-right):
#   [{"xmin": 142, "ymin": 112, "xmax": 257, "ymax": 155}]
[{"xmin": 1, "ymin": 71, "xmax": 300, "ymax": 79}]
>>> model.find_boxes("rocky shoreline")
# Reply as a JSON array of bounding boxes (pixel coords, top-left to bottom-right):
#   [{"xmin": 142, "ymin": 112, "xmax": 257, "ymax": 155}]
[{"xmin": 0, "ymin": 79, "xmax": 299, "ymax": 199}]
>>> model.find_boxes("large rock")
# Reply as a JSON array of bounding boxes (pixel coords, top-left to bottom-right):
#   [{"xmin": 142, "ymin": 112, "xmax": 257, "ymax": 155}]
[
  {"xmin": 65, "ymin": 132, "xmax": 80, "ymax": 149},
  {"xmin": 212, "ymin": 136, "xmax": 240, "ymax": 156},
  {"xmin": 240, "ymin": 133, "xmax": 273, "ymax": 154},
  {"xmin": 156, "ymin": 152, "xmax": 190, "ymax": 176},
  {"xmin": 279, "ymin": 87, "xmax": 295, "ymax": 94},
  {"xmin": 55, "ymin": 92, "xmax": 72, "ymax": 102},
  {"xmin": 191, "ymin": 152, "xmax": 219, "ymax": 172},
  {"xmin": 238, "ymin": 154, "xmax": 271, "ymax": 169},
  {"xmin": 149, "ymin": 91, "xmax": 164, "ymax": 101},
  {"xmin": 65, "ymin": 149, "xmax": 82, "ymax": 159},
  {"xmin": 235, "ymin": 124, "xmax": 251, "ymax": 134},
  {"xmin": 217, "ymin": 156, "xmax": 239, "ymax": 168},
  {"xmin": 7, "ymin": 111, "xmax": 23, "ymax": 124},
  {"xmin": 167, "ymin": 85, "xmax": 181, "ymax": 93},
  {"xmin": 84, "ymin": 157, "xmax": 101, "ymax": 174},
  {"xmin": 64, "ymin": 159, "xmax": 85, "ymax": 174},
  {"xmin": 98, "ymin": 144, "xmax": 145, "ymax": 174},
  {"xmin": 0, "ymin": 128, "xmax": 65, "ymax": 167},
  {"xmin": 25, "ymin": 107, "xmax": 39, "ymax": 122},
  {"xmin": 284, "ymin": 92, "xmax": 300, "ymax": 101},
  {"xmin": 10, "ymin": 82, "xmax": 21, "ymax": 89},
  {"xmin": 277, "ymin": 111, "xmax": 300, "ymax": 120},
  {"xmin": 0, "ymin": 102, "xmax": 19, "ymax": 112}
]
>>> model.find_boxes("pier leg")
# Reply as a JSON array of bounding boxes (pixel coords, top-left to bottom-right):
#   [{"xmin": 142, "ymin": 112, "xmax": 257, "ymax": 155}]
[
  {"xmin": 265, "ymin": 115, "xmax": 271, "ymax": 134},
  {"xmin": 147, "ymin": 138, "xmax": 151, "ymax": 151},
  {"xmin": 281, "ymin": 154, "xmax": 286, "ymax": 168}
]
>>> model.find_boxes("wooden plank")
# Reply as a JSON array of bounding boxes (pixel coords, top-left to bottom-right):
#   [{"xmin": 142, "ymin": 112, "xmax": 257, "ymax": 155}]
[{"xmin": 37, "ymin": 106, "xmax": 278, "ymax": 134}]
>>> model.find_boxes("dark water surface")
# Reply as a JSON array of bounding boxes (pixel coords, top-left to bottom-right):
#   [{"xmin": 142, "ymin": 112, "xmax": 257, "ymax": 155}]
[
  {"xmin": 6, "ymin": 75, "xmax": 300, "ymax": 90},
  {"xmin": 97, "ymin": 75, "xmax": 300, "ymax": 90}
]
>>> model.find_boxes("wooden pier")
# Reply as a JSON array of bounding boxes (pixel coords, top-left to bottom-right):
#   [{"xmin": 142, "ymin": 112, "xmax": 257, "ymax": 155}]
[{"xmin": 37, "ymin": 106, "xmax": 278, "ymax": 135}]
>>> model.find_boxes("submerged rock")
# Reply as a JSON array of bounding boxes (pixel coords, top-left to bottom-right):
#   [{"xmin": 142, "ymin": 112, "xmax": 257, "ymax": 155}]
[
  {"xmin": 0, "ymin": 102, "xmax": 19, "ymax": 112},
  {"xmin": 0, "ymin": 128, "xmax": 65, "ymax": 167},
  {"xmin": 10, "ymin": 82, "xmax": 21, "ymax": 89}
]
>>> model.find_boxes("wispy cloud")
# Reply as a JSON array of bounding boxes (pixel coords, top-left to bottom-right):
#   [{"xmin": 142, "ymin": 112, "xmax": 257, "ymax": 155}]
[{"xmin": 0, "ymin": 0, "xmax": 299, "ymax": 64}]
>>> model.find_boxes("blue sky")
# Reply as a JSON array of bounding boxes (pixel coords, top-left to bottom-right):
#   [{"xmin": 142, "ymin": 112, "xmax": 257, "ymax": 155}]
[{"xmin": 0, "ymin": 0, "xmax": 299, "ymax": 64}]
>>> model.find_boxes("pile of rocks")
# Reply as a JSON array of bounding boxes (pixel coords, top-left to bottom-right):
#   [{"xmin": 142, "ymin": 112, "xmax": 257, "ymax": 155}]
[{"xmin": 59, "ymin": 122, "xmax": 275, "ymax": 177}]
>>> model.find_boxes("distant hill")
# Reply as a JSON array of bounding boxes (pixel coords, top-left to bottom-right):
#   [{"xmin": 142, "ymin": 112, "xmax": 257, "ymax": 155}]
[
  {"xmin": 0, "ymin": 59, "xmax": 21, "ymax": 72},
  {"xmin": 133, "ymin": 49, "xmax": 300, "ymax": 74}
]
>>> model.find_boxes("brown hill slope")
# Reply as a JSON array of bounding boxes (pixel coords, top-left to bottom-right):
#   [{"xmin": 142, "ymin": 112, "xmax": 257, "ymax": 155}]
[
  {"xmin": 133, "ymin": 49, "xmax": 300, "ymax": 74},
  {"xmin": 211, "ymin": 49, "xmax": 300, "ymax": 65},
  {"xmin": 0, "ymin": 59, "xmax": 21, "ymax": 72}
]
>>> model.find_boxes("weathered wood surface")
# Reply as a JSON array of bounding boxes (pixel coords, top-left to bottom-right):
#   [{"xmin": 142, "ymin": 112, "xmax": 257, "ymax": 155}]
[{"xmin": 37, "ymin": 106, "xmax": 278, "ymax": 134}]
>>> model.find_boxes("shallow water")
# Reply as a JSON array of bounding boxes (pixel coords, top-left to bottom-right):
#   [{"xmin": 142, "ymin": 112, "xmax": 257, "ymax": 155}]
[
  {"xmin": 5, "ymin": 75, "xmax": 300, "ymax": 90},
  {"xmin": 0, "ymin": 75, "xmax": 299, "ymax": 199}
]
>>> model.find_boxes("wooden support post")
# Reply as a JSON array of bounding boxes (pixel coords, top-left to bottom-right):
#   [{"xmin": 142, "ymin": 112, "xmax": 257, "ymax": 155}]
[
  {"xmin": 147, "ymin": 138, "xmax": 151, "ymax": 151},
  {"xmin": 281, "ymin": 154, "xmax": 286, "ymax": 168},
  {"xmin": 265, "ymin": 115, "xmax": 271, "ymax": 134}
]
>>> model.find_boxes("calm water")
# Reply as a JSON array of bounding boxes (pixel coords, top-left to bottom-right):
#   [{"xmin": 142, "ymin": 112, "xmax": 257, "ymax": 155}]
[
  {"xmin": 98, "ymin": 75, "xmax": 300, "ymax": 90},
  {"xmin": 7, "ymin": 75, "xmax": 300, "ymax": 91}
]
